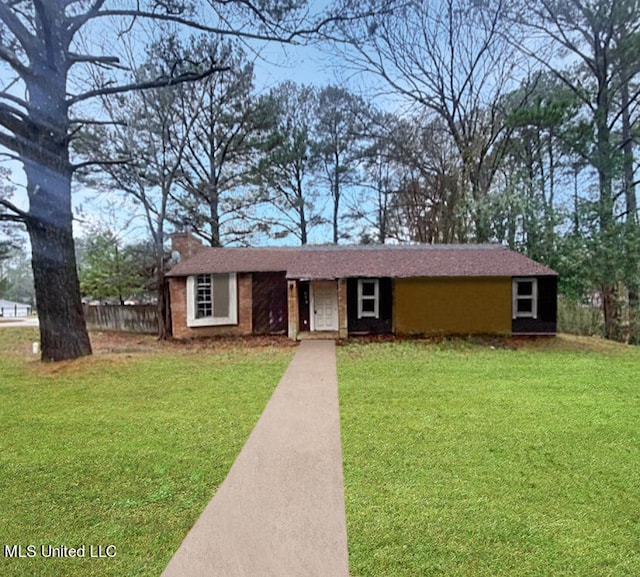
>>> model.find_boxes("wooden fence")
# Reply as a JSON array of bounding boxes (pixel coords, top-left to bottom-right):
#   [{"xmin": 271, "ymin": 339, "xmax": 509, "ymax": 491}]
[{"xmin": 83, "ymin": 304, "xmax": 158, "ymax": 334}]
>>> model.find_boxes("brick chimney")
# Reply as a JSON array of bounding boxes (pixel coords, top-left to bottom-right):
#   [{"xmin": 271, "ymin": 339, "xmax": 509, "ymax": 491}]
[{"xmin": 170, "ymin": 231, "xmax": 205, "ymax": 262}]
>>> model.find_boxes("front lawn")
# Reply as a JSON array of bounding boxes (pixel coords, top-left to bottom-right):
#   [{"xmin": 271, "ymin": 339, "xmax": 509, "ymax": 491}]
[
  {"xmin": 0, "ymin": 328, "xmax": 293, "ymax": 577},
  {"xmin": 338, "ymin": 337, "xmax": 640, "ymax": 577}
]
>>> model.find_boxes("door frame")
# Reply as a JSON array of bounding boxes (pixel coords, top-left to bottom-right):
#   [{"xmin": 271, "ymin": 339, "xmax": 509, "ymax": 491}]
[{"xmin": 310, "ymin": 280, "xmax": 339, "ymax": 332}]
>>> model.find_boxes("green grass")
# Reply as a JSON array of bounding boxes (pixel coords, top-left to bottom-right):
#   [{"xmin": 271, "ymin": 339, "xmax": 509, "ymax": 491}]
[
  {"xmin": 4, "ymin": 329, "xmax": 639, "ymax": 576},
  {"xmin": 0, "ymin": 328, "xmax": 292, "ymax": 577},
  {"xmin": 338, "ymin": 337, "xmax": 640, "ymax": 577}
]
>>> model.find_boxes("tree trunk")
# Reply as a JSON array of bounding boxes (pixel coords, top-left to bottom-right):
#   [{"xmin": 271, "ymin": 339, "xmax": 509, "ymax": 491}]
[
  {"xmin": 332, "ymin": 177, "xmax": 340, "ymax": 244},
  {"xmin": 156, "ymin": 250, "xmax": 169, "ymax": 341},
  {"xmin": 298, "ymin": 203, "xmax": 308, "ymax": 245},
  {"xmin": 620, "ymin": 55, "xmax": 638, "ymax": 223},
  {"xmin": 332, "ymin": 150, "xmax": 340, "ymax": 244},
  {"xmin": 208, "ymin": 191, "xmax": 221, "ymax": 247},
  {"xmin": 593, "ymin": 56, "xmax": 621, "ymax": 341},
  {"xmin": 25, "ymin": 160, "xmax": 92, "ymax": 361},
  {"xmin": 296, "ymin": 174, "xmax": 308, "ymax": 245},
  {"xmin": 471, "ymin": 180, "xmax": 491, "ymax": 243},
  {"xmin": 601, "ymin": 283, "xmax": 622, "ymax": 342},
  {"xmin": 156, "ymin": 264, "xmax": 171, "ymax": 340},
  {"xmin": 23, "ymin": 53, "xmax": 92, "ymax": 361},
  {"xmin": 620, "ymin": 64, "xmax": 639, "ymax": 342}
]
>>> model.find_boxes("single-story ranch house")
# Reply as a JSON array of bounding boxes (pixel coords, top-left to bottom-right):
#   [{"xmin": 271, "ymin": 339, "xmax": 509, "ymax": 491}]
[{"xmin": 167, "ymin": 233, "xmax": 557, "ymax": 340}]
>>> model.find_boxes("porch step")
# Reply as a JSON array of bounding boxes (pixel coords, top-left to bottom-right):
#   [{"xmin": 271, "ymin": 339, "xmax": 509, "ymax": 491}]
[{"xmin": 297, "ymin": 331, "xmax": 341, "ymax": 340}]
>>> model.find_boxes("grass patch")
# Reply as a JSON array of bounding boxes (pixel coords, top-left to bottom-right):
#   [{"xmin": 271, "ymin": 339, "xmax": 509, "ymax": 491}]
[
  {"xmin": 0, "ymin": 328, "xmax": 293, "ymax": 577},
  {"xmin": 338, "ymin": 337, "xmax": 640, "ymax": 576}
]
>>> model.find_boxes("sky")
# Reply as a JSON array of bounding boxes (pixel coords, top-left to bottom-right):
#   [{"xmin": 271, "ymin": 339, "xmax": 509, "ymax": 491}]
[{"xmin": 0, "ymin": 4, "xmax": 366, "ymax": 248}]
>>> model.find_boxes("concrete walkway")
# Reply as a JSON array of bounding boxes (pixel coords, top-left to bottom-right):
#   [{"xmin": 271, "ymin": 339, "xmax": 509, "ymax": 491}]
[{"xmin": 161, "ymin": 340, "xmax": 349, "ymax": 577}]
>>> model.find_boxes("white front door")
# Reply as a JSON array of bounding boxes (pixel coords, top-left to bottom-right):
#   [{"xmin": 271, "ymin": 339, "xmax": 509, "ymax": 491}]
[{"xmin": 312, "ymin": 281, "xmax": 339, "ymax": 331}]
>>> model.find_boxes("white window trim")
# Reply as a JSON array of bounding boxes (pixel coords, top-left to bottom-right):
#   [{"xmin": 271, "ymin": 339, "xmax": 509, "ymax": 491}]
[
  {"xmin": 512, "ymin": 277, "xmax": 538, "ymax": 319},
  {"xmin": 357, "ymin": 278, "xmax": 380, "ymax": 319},
  {"xmin": 187, "ymin": 273, "xmax": 238, "ymax": 327}
]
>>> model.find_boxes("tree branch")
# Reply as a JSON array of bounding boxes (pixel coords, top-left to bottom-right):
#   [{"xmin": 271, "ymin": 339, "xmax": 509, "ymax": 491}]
[
  {"xmin": 0, "ymin": 101, "xmax": 32, "ymax": 142},
  {"xmin": 83, "ymin": 9, "xmax": 299, "ymax": 42},
  {"xmin": 66, "ymin": 0, "xmax": 108, "ymax": 39},
  {"xmin": 79, "ymin": 3, "xmax": 399, "ymax": 45},
  {"xmin": 68, "ymin": 53, "xmax": 123, "ymax": 67},
  {"xmin": 69, "ymin": 118, "xmax": 127, "ymax": 127},
  {"xmin": 0, "ymin": 89, "xmax": 29, "ymax": 112},
  {"xmin": 72, "ymin": 158, "xmax": 130, "ymax": 171},
  {"xmin": 0, "ymin": 42, "xmax": 31, "ymax": 77},
  {"xmin": 0, "ymin": 151, "xmax": 24, "ymax": 166},
  {"xmin": 67, "ymin": 66, "xmax": 230, "ymax": 106},
  {"xmin": 0, "ymin": 196, "xmax": 29, "ymax": 222},
  {"xmin": 0, "ymin": 2, "xmax": 36, "ymax": 53}
]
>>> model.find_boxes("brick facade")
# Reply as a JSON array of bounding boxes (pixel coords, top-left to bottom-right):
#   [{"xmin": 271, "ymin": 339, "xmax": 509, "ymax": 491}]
[
  {"xmin": 171, "ymin": 231, "xmax": 206, "ymax": 261},
  {"xmin": 287, "ymin": 280, "xmax": 299, "ymax": 340},
  {"xmin": 337, "ymin": 279, "xmax": 348, "ymax": 338},
  {"xmin": 169, "ymin": 273, "xmax": 253, "ymax": 339}
]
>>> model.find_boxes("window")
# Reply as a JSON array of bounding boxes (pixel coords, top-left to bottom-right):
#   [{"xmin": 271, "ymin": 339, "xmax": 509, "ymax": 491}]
[
  {"xmin": 357, "ymin": 279, "xmax": 379, "ymax": 319},
  {"xmin": 195, "ymin": 274, "xmax": 213, "ymax": 318},
  {"xmin": 512, "ymin": 278, "xmax": 537, "ymax": 319},
  {"xmin": 187, "ymin": 273, "xmax": 237, "ymax": 327}
]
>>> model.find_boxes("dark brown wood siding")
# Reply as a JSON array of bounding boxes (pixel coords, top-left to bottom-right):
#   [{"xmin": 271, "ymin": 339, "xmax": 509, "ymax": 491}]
[
  {"xmin": 512, "ymin": 275, "xmax": 557, "ymax": 335},
  {"xmin": 347, "ymin": 278, "xmax": 393, "ymax": 334},
  {"xmin": 252, "ymin": 272, "xmax": 288, "ymax": 334}
]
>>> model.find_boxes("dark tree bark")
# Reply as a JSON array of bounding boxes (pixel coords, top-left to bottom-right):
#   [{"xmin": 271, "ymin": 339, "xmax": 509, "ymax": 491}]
[
  {"xmin": 26, "ymin": 167, "xmax": 92, "ymax": 360},
  {"xmin": 16, "ymin": 4, "xmax": 92, "ymax": 360}
]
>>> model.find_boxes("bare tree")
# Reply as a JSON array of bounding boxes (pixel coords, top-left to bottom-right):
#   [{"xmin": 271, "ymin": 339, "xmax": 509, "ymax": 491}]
[
  {"xmin": 493, "ymin": 73, "xmax": 581, "ymax": 258},
  {"xmin": 253, "ymin": 82, "xmax": 323, "ymax": 245},
  {"xmin": 171, "ymin": 35, "xmax": 268, "ymax": 247},
  {"xmin": 351, "ymin": 109, "xmax": 401, "ymax": 244},
  {"xmin": 338, "ymin": 0, "xmax": 524, "ymax": 242},
  {"xmin": 509, "ymin": 0, "xmax": 640, "ymax": 339},
  {"xmin": 510, "ymin": 0, "xmax": 640, "ymax": 226},
  {"xmin": 0, "ymin": 0, "xmax": 390, "ymax": 360},
  {"xmin": 78, "ymin": 40, "xmax": 204, "ymax": 339},
  {"xmin": 313, "ymin": 85, "xmax": 367, "ymax": 243},
  {"xmin": 388, "ymin": 117, "xmax": 468, "ymax": 243}
]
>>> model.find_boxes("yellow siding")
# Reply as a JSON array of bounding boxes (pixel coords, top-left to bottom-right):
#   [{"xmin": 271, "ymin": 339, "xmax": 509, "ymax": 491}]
[{"xmin": 394, "ymin": 277, "xmax": 512, "ymax": 335}]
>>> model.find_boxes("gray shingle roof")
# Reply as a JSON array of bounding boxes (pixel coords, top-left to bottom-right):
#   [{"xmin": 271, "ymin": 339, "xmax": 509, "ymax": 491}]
[{"xmin": 167, "ymin": 244, "xmax": 557, "ymax": 279}]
